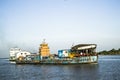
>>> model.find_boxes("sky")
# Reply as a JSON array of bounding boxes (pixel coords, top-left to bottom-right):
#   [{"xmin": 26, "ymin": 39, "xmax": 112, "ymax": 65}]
[{"xmin": 0, "ymin": 0, "xmax": 120, "ymax": 58}]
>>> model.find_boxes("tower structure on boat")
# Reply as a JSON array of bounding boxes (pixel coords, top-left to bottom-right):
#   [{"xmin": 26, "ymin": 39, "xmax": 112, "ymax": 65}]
[{"xmin": 39, "ymin": 39, "xmax": 50, "ymax": 58}]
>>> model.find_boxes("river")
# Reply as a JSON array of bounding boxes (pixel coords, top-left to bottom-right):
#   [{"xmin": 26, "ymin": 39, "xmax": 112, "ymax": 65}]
[{"xmin": 0, "ymin": 55, "xmax": 120, "ymax": 80}]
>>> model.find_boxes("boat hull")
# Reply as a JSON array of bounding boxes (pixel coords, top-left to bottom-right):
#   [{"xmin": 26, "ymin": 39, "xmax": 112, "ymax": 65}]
[{"xmin": 16, "ymin": 56, "xmax": 98, "ymax": 64}]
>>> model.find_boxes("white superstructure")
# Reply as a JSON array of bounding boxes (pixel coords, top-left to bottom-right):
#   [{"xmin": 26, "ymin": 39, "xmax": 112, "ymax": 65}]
[
  {"xmin": 9, "ymin": 48, "xmax": 21, "ymax": 61},
  {"xmin": 9, "ymin": 48, "xmax": 31, "ymax": 61},
  {"xmin": 16, "ymin": 51, "xmax": 31, "ymax": 59}
]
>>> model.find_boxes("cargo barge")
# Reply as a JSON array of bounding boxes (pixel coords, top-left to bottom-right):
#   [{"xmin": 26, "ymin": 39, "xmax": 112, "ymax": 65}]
[{"xmin": 14, "ymin": 40, "xmax": 98, "ymax": 64}]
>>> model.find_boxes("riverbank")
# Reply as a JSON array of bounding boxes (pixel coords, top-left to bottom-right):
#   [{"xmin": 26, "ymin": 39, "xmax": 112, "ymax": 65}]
[{"xmin": 98, "ymin": 48, "xmax": 120, "ymax": 55}]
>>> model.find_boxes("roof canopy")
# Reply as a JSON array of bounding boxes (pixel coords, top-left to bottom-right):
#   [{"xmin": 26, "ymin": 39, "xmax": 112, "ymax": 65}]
[{"xmin": 71, "ymin": 44, "xmax": 97, "ymax": 50}]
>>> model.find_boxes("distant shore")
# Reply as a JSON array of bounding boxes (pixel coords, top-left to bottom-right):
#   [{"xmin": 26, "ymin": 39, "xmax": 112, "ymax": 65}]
[
  {"xmin": 0, "ymin": 58, "xmax": 9, "ymax": 59},
  {"xmin": 98, "ymin": 48, "xmax": 120, "ymax": 55}
]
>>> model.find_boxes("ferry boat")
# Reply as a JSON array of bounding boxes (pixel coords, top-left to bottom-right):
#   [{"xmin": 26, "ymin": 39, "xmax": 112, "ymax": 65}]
[{"xmin": 15, "ymin": 41, "xmax": 98, "ymax": 64}]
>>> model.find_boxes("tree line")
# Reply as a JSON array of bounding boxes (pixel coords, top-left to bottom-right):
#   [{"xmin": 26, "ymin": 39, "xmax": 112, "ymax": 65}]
[{"xmin": 98, "ymin": 48, "xmax": 120, "ymax": 55}]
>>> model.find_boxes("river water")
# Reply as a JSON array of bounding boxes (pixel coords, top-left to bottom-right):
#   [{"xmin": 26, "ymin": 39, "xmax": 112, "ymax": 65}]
[{"xmin": 0, "ymin": 55, "xmax": 120, "ymax": 80}]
